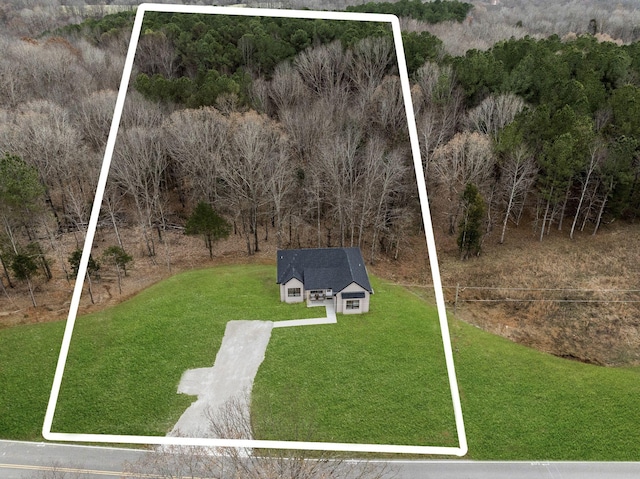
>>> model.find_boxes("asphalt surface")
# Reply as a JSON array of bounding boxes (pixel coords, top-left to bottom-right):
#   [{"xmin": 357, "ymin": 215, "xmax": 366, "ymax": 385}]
[{"xmin": 3, "ymin": 441, "xmax": 640, "ymax": 479}]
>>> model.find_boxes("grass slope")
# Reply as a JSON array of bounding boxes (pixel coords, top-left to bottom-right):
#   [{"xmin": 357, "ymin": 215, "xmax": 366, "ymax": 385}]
[
  {"xmin": 1, "ymin": 264, "xmax": 639, "ymax": 459},
  {"xmin": 52, "ymin": 264, "xmax": 317, "ymax": 435},
  {"xmin": 452, "ymin": 318, "xmax": 640, "ymax": 459},
  {"xmin": 252, "ymin": 277, "xmax": 456, "ymax": 447}
]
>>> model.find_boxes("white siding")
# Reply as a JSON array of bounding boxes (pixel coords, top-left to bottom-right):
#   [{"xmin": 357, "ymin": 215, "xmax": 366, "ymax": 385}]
[
  {"xmin": 281, "ymin": 278, "xmax": 304, "ymax": 303},
  {"xmin": 336, "ymin": 282, "xmax": 370, "ymax": 314}
]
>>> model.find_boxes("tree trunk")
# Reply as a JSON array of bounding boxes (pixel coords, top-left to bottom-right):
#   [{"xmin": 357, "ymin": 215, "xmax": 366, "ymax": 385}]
[
  {"xmin": 115, "ymin": 263, "xmax": 122, "ymax": 295},
  {"xmin": 107, "ymin": 199, "xmax": 124, "ymax": 249},
  {"xmin": 26, "ymin": 277, "xmax": 37, "ymax": 307},
  {"xmin": 557, "ymin": 183, "xmax": 571, "ymax": 231},
  {"xmin": 316, "ymin": 196, "xmax": 322, "ymax": 248},
  {"xmin": 206, "ymin": 234, "xmax": 213, "ymax": 259},
  {"xmin": 540, "ymin": 195, "xmax": 552, "ymax": 242},
  {"xmin": 593, "ymin": 180, "xmax": 612, "ymax": 236},
  {"xmin": 0, "ymin": 254, "xmax": 15, "ymax": 289},
  {"xmin": 570, "ymin": 169, "xmax": 594, "ymax": 239},
  {"xmin": 3, "ymin": 216, "xmax": 19, "ymax": 254},
  {"xmin": 252, "ymin": 206, "xmax": 259, "ymax": 253},
  {"xmin": 0, "ymin": 273, "xmax": 13, "ymax": 304},
  {"xmin": 44, "ymin": 219, "xmax": 70, "ymax": 283},
  {"xmin": 500, "ymin": 189, "xmax": 515, "ymax": 245},
  {"xmin": 86, "ymin": 272, "xmax": 95, "ymax": 304}
]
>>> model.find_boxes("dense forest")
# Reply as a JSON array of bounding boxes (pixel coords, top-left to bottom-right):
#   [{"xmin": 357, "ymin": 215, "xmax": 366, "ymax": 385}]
[{"xmin": 0, "ymin": 1, "xmax": 639, "ymax": 364}]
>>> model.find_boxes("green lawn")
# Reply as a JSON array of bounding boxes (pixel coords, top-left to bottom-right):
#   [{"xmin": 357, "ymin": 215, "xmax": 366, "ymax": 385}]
[
  {"xmin": 0, "ymin": 320, "xmax": 63, "ymax": 441},
  {"xmin": 52, "ymin": 264, "xmax": 318, "ymax": 435},
  {"xmin": 251, "ymin": 277, "xmax": 456, "ymax": 447},
  {"xmin": 1, "ymin": 264, "xmax": 640, "ymax": 459},
  {"xmin": 452, "ymin": 316, "xmax": 640, "ymax": 460}
]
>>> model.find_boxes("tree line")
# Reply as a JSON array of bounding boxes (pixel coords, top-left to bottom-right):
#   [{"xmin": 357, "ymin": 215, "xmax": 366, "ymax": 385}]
[{"xmin": 1, "ymin": 4, "xmax": 639, "ymax": 310}]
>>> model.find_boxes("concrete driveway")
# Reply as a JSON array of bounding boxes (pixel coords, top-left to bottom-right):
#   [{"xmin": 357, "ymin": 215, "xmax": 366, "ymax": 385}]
[{"xmin": 169, "ymin": 301, "xmax": 335, "ymax": 438}]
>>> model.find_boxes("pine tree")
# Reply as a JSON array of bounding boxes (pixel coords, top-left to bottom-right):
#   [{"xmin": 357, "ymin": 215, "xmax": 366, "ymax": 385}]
[
  {"xmin": 457, "ymin": 183, "xmax": 485, "ymax": 260},
  {"xmin": 185, "ymin": 202, "xmax": 231, "ymax": 259}
]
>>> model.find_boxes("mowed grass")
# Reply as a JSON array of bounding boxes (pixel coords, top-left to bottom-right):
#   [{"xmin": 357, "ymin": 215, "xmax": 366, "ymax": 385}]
[
  {"xmin": 251, "ymin": 277, "xmax": 457, "ymax": 447},
  {"xmin": 52, "ymin": 264, "xmax": 317, "ymax": 435},
  {"xmin": 451, "ymin": 317, "xmax": 640, "ymax": 459},
  {"xmin": 0, "ymin": 320, "xmax": 64, "ymax": 441},
  {"xmin": 1, "ymin": 264, "xmax": 640, "ymax": 459}
]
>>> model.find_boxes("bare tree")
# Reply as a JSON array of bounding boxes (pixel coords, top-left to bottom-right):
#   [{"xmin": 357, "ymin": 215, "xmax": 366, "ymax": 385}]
[
  {"xmin": 164, "ymin": 106, "xmax": 229, "ymax": 208},
  {"xmin": 359, "ymin": 137, "xmax": 409, "ymax": 263},
  {"xmin": 265, "ymin": 140, "xmax": 296, "ymax": 249},
  {"xmin": 369, "ymin": 75, "xmax": 407, "ymax": 142},
  {"xmin": 124, "ymin": 395, "xmax": 392, "ymax": 479},
  {"xmin": 1, "ymin": 100, "xmax": 87, "ymax": 228},
  {"xmin": 121, "ymin": 91, "xmax": 164, "ymax": 130},
  {"xmin": 23, "ymin": 460, "xmax": 94, "ymax": 479},
  {"xmin": 414, "ymin": 62, "xmax": 463, "ymax": 176},
  {"xmin": 102, "ymin": 182, "xmax": 126, "ymax": 250},
  {"xmin": 2, "ymin": 37, "xmax": 94, "ymax": 106},
  {"xmin": 431, "ymin": 131, "xmax": 494, "ymax": 234},
  {"xmin": 570, "ymin": 140, "xmax": 605, "ymax": 239},
  {"xmin": 295, "ymin": 41, "xmax": 351, "ymax": 97},
  {"xmin": 74, "ymin": 89, "xmax": 118, "ymax": 152},
  {"xmin": 348, "ymin": 36, "xmax": 395, "ymax": 97},
  {"xmin": 135, "ymin": 30, "xmax": 177, "ymax": 78},
  {"xmin": 498, "ymin": 144, "xmax": 537, "ymax": 244},
  {"xmin": 221, "ymin": 112, "xmax": 280, "ymax": 255},
  {"xmin": 0, "ymin": 36, "xmax": 25, "ymax": 108},
  {"xmin": 269, "ymin": 61, "xmax": 307, "ymax": 113},
  {"xmin": 466, "ymin": 93, "xmax": 526, "ymax": 139},
  {"xmin": 75, "ymin": 38, "xmax": 127, "ymax": 92},
  {"xmin": 278, "ymin": 100, "xmax": 334, "ymax": 246},
  {"xmin": 317, "ymin": 119, "xmax": 363, "ymax": 247},
  {"xmin": 111, "ymin": 125, "xmax": 169, "ymax": 261}
]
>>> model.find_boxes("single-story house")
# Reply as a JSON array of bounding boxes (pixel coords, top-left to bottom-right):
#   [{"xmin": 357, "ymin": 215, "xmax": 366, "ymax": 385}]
[{"xmin": 276, "ymin": 247, "xmax": 373, "ymax": 314}]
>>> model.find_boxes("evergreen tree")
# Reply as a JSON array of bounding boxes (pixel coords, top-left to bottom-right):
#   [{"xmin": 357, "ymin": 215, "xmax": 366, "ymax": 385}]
[
  {"xmin": 103, "ymin": 245, "xmax": 133, "ymax": 295},
  {"xmin": 0, "ymin": 153, "xmax": 44, "ymax": 252},
  {"xmin": 10, "ymin": 253, "xmax": 38, "ymax": 307},
  {"xmin": 69, "ymin": 248, "xmax": 101, "ymax": 280},
  {"xmin": 457, "ymin": 183, "xmax": 485, "ymax": 260},
  {"xmin": 185, "ymin": 202, "xmax": 231, "ymax": 259}
]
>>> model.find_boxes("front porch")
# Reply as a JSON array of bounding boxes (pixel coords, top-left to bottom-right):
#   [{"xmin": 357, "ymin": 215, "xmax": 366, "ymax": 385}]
[{"xmin": 306, "ymin": 289, "xmax": 333, "ymax": 307}]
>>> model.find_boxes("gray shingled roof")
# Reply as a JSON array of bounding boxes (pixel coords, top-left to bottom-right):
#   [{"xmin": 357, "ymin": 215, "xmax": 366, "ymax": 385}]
[{"xmin": 276, "ymin": 247, "xmax": 373, "ymax": 293}]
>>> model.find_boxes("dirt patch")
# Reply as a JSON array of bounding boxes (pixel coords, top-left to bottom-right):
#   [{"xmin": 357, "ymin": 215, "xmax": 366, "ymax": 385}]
[{"xmin": 1, "ymin": 220, "xmax": 639, "ymax": 366}]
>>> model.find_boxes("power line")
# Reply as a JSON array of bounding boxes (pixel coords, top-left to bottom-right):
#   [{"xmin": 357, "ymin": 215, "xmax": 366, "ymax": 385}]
[
  {"xmin": 392, "ymin": 283, "xmax": 640, "ymax": 294},
  {"xmin": 461, "ymin": 298, "xmax": 640, "ymax": 304},
  {"xmin": 388, "ymin": 282, "xmax": 640, "ymax": 308}
]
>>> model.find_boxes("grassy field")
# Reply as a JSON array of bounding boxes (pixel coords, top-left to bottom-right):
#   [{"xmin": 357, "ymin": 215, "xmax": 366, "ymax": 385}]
[{"xmin": 1, "ymin": 264, "xmax": 640, "ymax": 459}]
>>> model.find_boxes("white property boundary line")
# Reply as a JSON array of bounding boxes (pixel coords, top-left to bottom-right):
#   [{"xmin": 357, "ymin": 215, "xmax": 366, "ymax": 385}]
[{"xmin": 42, "ymin": 3, "xmax": 468, "ymax": 457}]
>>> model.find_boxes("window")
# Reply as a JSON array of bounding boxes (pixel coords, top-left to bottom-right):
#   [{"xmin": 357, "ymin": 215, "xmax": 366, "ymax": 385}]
[
  {"xmin": 288, "ymin": 287, "xmax": 301, "ymax": 297},
  {"xmin": 346, "ymin": 300, "xmax": 360, "ymax": 310}
]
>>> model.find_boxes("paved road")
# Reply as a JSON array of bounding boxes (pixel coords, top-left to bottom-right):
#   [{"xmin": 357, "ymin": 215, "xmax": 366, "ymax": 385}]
[
  {"xmin": 388, "ymin": 459, "xmax": 640, "ymax": 478},
  {"xmin": 0, "ymin": 440, "xmax": 144, "ymax": 478},
  {"xmin": 3, "ymin": 440, "xmax": 640, "ymax": 478}
]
